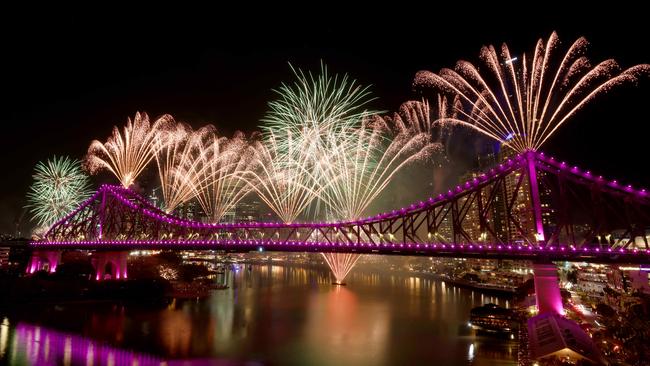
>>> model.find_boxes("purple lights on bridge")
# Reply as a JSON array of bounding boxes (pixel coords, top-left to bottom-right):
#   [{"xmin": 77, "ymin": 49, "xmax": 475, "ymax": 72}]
[{"xmin": 30, "ymin": 239, "xmax": 650, "ymax": 263}]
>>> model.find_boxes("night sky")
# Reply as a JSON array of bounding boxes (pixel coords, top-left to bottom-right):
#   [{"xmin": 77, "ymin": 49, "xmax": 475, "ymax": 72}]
[{"xmin": 1, "ymin": 8, "xmax": 649, "ymax": 235}]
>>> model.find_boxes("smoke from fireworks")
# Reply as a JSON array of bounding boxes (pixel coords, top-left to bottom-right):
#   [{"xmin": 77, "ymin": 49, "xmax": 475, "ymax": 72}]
[
  {"xmin": 26, "ymin": 156, "xmax": 93, "ymax": 228},
  {"xmin": 413, "ymin": 31, "xmax": 650, "ymax": 152},
  {"xmin": 86, "ymin": 112, "xmax": 173, "ymax": 187}
]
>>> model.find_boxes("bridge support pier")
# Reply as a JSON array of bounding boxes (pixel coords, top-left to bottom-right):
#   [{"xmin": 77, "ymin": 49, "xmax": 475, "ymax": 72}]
[
  {"xmin": 91, "ymin": 251, "xmax": 128, "ymax": 280},
  {"xmin": 26, "ymin": 250, "xmax": 61, "ymax": 274},
  {"xmin": 533, "ymin": 263, "xmax": 564, "ymax": 315}
]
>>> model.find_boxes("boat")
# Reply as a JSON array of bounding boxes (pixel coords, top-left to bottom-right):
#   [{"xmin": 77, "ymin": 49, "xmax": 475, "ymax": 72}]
[
  {"xmin": 469, "ymin": 303, "xmax": 519, "ymax": 333},
  {"xmin": 431, "ymin": 274, "xmax": 517, "ymax": 295}
]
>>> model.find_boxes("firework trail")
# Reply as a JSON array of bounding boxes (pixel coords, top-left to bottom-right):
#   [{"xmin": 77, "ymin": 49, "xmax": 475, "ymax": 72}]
[
  {"xmin": 413, "ymin": 31, "xmax": 650, "ymax": 152},
  {"xmin": 260, "ymin": 64, "xmax": 384, "ymax": 284},
  {"xmin": 26, "ymin": 156, "xmax": 93, "ymax": 228},
  {"xmin": 262, "ymin": 62, "xmax": 377, "ymax": 154},
  {"xmin": 86, "ymin": 112, "xmax": 174, "ymax": 187},
  {"xmin": 154, "ymin": 123, "xmax": 214, "ymax": 213},
  {"xmin": 321, "ymin": 251, "xmax": 362, "ymax": 285},
  {"xmin": 387, "ymin": 97, "xmax": 458, "ymax": 159},
  {"xmin": 317, "ymin": 118, "xmax": 436, "ymax": 221},
  {"xmin": 243, "ymin": 131, "xmax": 323, "ymax": 224},
  {"xmin": 315, "ymin": 118, "xmax": 436, "ymax": 284},
  {"xmin": 189, "ymin": 130, "xmax": 254, "ymax": 223}
]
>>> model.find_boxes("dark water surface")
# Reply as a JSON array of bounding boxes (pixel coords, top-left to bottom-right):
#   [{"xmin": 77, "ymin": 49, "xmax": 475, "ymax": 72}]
[{"xmin": 0, "ymin": 265, "xmax": 516, "ymax": 365}]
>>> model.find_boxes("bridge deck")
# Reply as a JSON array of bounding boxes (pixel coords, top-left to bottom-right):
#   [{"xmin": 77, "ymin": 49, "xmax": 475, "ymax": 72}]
[{"xmin": 30, "ymin": 240, "xmax": 650, "ymax": 264}]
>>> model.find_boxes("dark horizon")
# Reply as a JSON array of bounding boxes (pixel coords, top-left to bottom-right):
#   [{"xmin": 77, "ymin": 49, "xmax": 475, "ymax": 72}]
[{"xmin": 2, "ymin": 9, "xmax": 649, "ymax": 235}]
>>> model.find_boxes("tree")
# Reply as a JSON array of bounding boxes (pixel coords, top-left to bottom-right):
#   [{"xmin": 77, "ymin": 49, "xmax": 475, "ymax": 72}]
[
  {"xmin": 596, "ymin": 303, "xmax": 616, "ymax": 318},
  {"xmin": 158, "ymin": 251, "xmax": 182, "ymax": 266},
  {"xmin": 55, "ymin": 261, "xmax": 94, "ymax": 279},
  {"xmin": 567, "ymin": 269, "xmax": 579, "ymax": 284}
]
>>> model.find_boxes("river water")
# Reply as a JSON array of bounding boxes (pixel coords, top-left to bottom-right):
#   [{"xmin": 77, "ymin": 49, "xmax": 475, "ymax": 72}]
[{"xmin": 0, "ymin": 264, "xmax": 517, "ymax": 365}]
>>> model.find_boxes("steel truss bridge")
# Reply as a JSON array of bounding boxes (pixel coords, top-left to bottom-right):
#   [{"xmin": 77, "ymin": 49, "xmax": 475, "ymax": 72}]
[{"xmin": 31, "ymin": 151, "xmax": 650, "ymax": 264}]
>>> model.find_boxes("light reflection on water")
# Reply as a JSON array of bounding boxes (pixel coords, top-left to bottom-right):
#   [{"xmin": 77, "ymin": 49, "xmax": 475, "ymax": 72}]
[{"xmin": 1, "ymin": 265, "xmax": 517, "ymax": 365}]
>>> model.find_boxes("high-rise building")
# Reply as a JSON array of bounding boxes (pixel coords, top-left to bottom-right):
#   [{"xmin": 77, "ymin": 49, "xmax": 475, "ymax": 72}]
[
  {"xmin": 478, "ymin": 144, "xmax": 508, "ymax": 242},
  {"xmin": 463, "ymin": 142, "xmax": 556, "ymax": 244},
  {"xmin": 148, "ymin": 187, "xmax": 162, "ymax": 210},
  {"xmin": 457, "ymin": 171, "xmax": 485, "ymax": 241},
  {"xmin": 235, "ymin": 198, "xmax": 262, "ymax": 222},
  {"xmin": 0, "ymin": 246, "xmax": 9, "ymax": 268}
]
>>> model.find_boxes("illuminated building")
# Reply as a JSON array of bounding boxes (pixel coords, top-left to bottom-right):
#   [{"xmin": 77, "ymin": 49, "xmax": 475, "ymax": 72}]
[
  {"xmin": 234, "ymin": 197, "xmax": 262, "ymax": 222},
  {"xmin": 467, "ymin": 142, "xmax": 557, "ymax": 244},
  {"xmin": 0, "ymin": 246, "xmax": 8, "ymax": 268},
  {"xmin": 528, "ymin": 313, "xmax": 603, "ymax": 364}
]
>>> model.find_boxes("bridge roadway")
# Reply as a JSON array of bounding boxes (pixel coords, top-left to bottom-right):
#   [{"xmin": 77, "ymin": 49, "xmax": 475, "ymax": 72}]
[{"xmin": 29, "ymin": 239, "xmax": 650, "ymax": 264}]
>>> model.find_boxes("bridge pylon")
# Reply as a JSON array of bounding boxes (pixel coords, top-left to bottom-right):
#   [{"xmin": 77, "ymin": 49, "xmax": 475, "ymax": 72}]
[
  {"xmin": 91, "ymin": 251, "xmax": 128, "ymax": 280},
  {"xmin": 526, "ymin": 151, "xmax": 546, "ymax": 244},
  {"xmin": 532, "ymin": 262, "xmax": 564, "ymax": 315},
  {"xmin": 26, "ymin": 250, "xmax": 61, "ymax": 274}
]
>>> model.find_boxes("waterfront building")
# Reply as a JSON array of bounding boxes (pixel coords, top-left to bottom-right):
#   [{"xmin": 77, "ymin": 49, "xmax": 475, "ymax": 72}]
[{"xmin": 528, "ymin": 313, "xmax": 603, "ymax": 364}]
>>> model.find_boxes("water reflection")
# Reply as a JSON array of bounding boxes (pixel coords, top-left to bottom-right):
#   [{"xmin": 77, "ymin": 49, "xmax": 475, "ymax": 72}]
[
  {"xmin": 13, "ymin": 323, "xmax": 166, "ymax": 365},
  {"xmin": 1, "ymin": 265, "xmax": 517, "ymax": 365},
  {"xmin": 303, "ymin": 286, "xmax": 389, "ymax": 365}
]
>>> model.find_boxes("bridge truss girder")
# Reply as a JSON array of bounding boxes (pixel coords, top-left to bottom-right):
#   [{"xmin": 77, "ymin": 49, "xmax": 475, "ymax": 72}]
[{"xmin": 39, "ymin": 151, "xmax": 650, "ymax": 260}]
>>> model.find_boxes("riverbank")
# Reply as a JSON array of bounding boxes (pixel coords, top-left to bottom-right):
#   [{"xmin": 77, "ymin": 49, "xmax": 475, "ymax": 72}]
[
  {"xmin": 384, "ymin": 269, "xmax": 518, "ymax": 296},
  {"xmin": 0, "ymin": 275, "xmax": 171, "ymax": 307},
  {"xmin": 230, "ymin": 259, "xmax": 520, "ymax": 296},
  {"xmin": 430, "ymin": 273, "xmax": 518, "ymax": 295}
]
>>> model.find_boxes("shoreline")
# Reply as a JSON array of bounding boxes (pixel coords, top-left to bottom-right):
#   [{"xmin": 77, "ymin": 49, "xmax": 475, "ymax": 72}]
[{"xmin": 233, "ymin": 260, "xmax": 519, "ymax": 296}]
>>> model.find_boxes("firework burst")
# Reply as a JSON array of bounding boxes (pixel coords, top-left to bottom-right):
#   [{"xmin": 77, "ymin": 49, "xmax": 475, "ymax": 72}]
[
  {"xmin": 413, "ymin": 31, "xmax": 650, "ymax": 152},
  {"xmin": 321, "ymin": 252, "xmax": 361, "ymax": 285},
  {"xmin": 26, "ymin": 156, "xmax": 93, "ymax": 227},
  {"xmin": 251, "ymin": 63, "xmax": 380, "ymax": 224},
  {"xmin": 154, "ymin": 123, "xmax": 214, "ymax": 213},
  {"xmin": 86, "ymin": 112, "xmax": 174, "ymax": 187},
  {"xmin": 317, "ymin": 119, "xmax": 436, "ymax": 284},
  {"xmin": 390, "ymin": 96, "xmax": 459, "ymax": 136},
  {"xmin": 189, "ymin": 131, "xmax": 254, "ymax": 223},
  {"xmin": 317, "ymin": 119, "xmax": 436, "ymax": 221},
  {"xmin": 262, "ymin": 62, "xmax": 377, "ymax": 154},
  {"xmin": 387, "ymin": 97, "xmax": 462, "ymax": 163},
  {"xmin": 259, "ymin": 63, "xmax": 438, "ymax": 283},
  {"xmin": 243, "ymin": 132, "xmax": 322, "ymax": 223}
]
